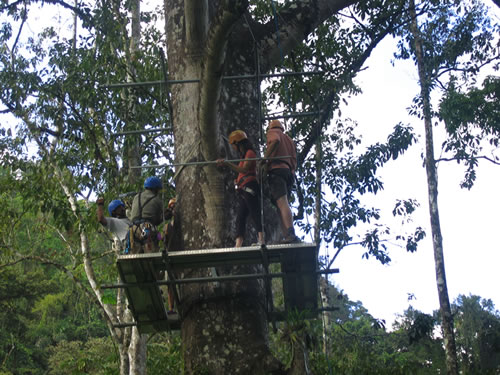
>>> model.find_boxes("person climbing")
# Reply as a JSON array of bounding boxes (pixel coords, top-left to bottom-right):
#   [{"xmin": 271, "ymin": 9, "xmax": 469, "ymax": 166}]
[
  {"xmin": 217, "ymin": 130, "xmax": 265, "ymax": 247},
  {"xmin": 261, "ymin": 119, "xmax": 300, "ymax": 243},
  {"xmin": 96, "ymin": 198, "xmax": 132, "ymax": 246},
  {"xmin": 130, "ymin": 176, "xmax": 165, "ymax": 254}
]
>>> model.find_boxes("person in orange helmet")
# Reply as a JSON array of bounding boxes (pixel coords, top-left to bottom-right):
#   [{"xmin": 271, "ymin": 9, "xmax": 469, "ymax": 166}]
[
  {"xmin": 261, "ymin": 119, "xmax": 300, "ymax": 243},
  {"xmin": 217, "ymin": 130, "xmax": 264, "ymax": 247}
]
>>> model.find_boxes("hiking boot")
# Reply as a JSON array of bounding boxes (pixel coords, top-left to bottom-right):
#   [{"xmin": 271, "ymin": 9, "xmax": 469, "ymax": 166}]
[
  {"xmin": 281, "ymin": 234, "xmax": 301, "ymax": 244},
  {"xmin": 251, "ymin": 241, "xmax": 266, "ymax": 246}
]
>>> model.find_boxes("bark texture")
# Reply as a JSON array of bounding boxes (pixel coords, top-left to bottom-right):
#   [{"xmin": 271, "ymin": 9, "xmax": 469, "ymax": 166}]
[
  {"xmin": 164, "ymin": 0, "xmax": 357, "ymax": 373},
  {"xmin": 408, "ymin": 1, "xmax": 458, "ymax": 374}
]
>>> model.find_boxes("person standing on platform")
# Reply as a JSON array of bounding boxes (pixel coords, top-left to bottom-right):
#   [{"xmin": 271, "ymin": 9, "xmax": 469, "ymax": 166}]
[
  {"xmin": 261, "ymin": 119, "xmax": 300, "ymax": 244},
  {"xmin": 217, "ymin": 130, "xmax": 264, "ymax": 247},
  {"xmin": 130, "ymin": 176, "xmax": 165, "ymax": 254}
]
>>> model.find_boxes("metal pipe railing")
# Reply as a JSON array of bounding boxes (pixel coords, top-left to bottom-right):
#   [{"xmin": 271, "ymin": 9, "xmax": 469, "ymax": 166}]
[
  {"xmin": 100, "ymin": 71, "xmax": 323, "ymax": 89},
  {"xmin": 110, "ymin": 109, "xmax": 322, "ymax": 137},
  {"xmin": 129, "ymin": 155, "xmax": 292, "ymax": 170},
  {"xmin": 101, "ymin": 268, "xmax": 339, "ymax": 289},
  {"xmin": 112, "ymin": 127, "xmax": 171, "ymax": 136}
]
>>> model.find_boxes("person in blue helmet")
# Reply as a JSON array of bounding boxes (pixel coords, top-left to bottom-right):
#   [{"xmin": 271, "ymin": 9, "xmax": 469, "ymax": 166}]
[
  {"xmin": 96, "ymin": 198, "xmax": 132, "ymax": 245},
  {"xmin": 130, "ymin": 176, "xmax": 166, "ymax": 254}
]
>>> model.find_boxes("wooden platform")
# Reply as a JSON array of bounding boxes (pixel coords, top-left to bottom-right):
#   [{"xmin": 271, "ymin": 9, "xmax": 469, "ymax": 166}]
[{"xmin": 116, "ymin": 243, "xmax": 318, "ymax": 332}]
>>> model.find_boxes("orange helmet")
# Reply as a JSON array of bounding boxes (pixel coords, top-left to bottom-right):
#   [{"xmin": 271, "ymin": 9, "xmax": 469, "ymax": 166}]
[
  {"xmin": 168, "ymin": 197, "xmax": 176, "ymax": 209},
  {"xmin": 268, "ymin": 119, "xmax": 284, "ymax": 130},
  {"xmin": 228, "ymin": 130, "xmax": 247, "ymax": 144}
]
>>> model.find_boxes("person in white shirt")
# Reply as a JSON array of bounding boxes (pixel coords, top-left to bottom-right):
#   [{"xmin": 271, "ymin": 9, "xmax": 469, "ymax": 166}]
[{"xmin": 96, "ymin": 198, "xmax": 132, "ymax": 243}]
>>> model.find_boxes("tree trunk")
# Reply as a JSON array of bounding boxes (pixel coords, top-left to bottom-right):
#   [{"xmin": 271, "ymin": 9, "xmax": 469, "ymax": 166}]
[
  {"xmin": 408, "ymin": 2, "xmax": 458, "ymax": 374},
  {"xmin": 129, "ymin": 328, "xmax": 147, "ymax": 375},
  {"xmin": 165, "ymin": 2, "xmax": 278, "ymax": 373},
  {"xmin": 163, "ymin": 0, "xmax": 357, "ymax": 373}
]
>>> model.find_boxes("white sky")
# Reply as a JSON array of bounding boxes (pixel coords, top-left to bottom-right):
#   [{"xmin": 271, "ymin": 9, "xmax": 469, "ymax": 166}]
[{"xmin": 332, "ymin": 35, "xmax": 500, "ymax": 328}]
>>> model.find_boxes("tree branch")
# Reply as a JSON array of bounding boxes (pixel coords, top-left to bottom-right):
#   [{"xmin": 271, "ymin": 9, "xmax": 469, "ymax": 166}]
[
  {"xmin": 10, "ymin": 2, "xmax": 27, "ymax": 68},
  {"xmin": 0, "ymin": 0, "xmax": 90, "ymax": 23},
  {"xmin": 436, "ymin": 155, "xmax": 500, "ymax": 165},
  {"xmin": 0, "ymin": 0, "xmax": 24, "ymax": 11},
  {"xmin": 255, "ymin": 0, "xmax": 358, "ymax": 72},
  {"xmin": 41, "ymin": 0, "xmax": 91, "ymax": 23}
]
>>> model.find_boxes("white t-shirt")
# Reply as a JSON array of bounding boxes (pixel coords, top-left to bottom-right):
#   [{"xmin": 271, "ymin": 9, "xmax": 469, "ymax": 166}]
[{"xmin": 106, "ymin": 217, "xmax": 132, "ymax": 242}]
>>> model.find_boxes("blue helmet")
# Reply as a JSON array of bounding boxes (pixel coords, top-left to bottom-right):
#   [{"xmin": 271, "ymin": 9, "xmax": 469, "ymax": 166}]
[
  {"xmin": 144, "ymin": 176, "xmax": 162, "ymax": 189},
  {"xmin": 108, "ymin": 200, "xmax": 125, "ymax": 216}
]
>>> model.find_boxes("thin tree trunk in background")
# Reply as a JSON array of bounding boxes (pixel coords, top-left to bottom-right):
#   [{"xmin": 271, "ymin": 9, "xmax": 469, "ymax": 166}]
[
  {"xmin": 315, "ymin": 131, "xmax": 330, "ymax": 354},
  {"xmin": 125, "ymin": 0, "xmax": 142, "ymax": 182},
  {"xmin": 126, "ymin": 1, "xmax": 147, "ymax": 374},
  {"xmin": 72, "ymin": 0, "xmax": 77, "ymax": 51},
  {"xmin": 314, "ymin": 133, "xmax": 322, "ymax": 246},
  {"xmin": 408, "ymin": 1, "xmax": 458, "ymax": 373}
]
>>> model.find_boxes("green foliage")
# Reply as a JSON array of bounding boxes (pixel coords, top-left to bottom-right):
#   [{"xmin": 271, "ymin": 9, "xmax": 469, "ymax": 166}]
[
  {"xmin": 453, "ymin": 294, "xmax": 500, "ymax": 373},
  {"xmin": 440, "ymin": 76, "xmax": 500, "ymax": 188},
  {"xmin": 148, "ymin": 334, "xmax": 183, "ymax": 375},
  {"xmin": 48, "ymin": 338, "xmax": 118, "ymax": 375},
  {"xmin": 0, "ymin": 196, "xmax": 108, "ymax": 374},
  {"xmin": 440, "ymin": 76, "xmax": 500, "ymax": 136},
  {"xmin": 395, "ymin": 0, "xmax": 496, "ymax": 80},
  {"xmin": 317, "ymin": 304, "xmax": 445, "ymax": 374},
  {"xmin": 0, "ymin": 267, "xmax": 52, "ymax": 374},
  {"xmin": 268, "ymin": 283, "xmax": 444, "ymax": 374},
  {"xmin": 394, "ymin": 0, "xmax": 499, "ymax": 189}
]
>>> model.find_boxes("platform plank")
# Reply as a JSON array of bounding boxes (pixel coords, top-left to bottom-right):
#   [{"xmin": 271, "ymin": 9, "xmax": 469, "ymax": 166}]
[{"xmin": 118, "ymin": 242, "xmax": 316, "ymax": 269}]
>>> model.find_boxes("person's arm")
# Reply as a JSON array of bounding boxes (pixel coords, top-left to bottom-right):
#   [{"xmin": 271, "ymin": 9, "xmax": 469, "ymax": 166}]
[
  {"xmin": 216, "ymin": 154, "xmax": 254, "ymax": 174},
  {"xmin": 96, "ymin": 198, "xmax": 107, "ymax": 226}
]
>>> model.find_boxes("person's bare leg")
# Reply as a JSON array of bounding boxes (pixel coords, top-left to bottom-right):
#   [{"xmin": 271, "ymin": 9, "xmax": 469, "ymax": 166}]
[
  {"xmin": 276, "ymin": 195, "xmax": 293, "ymax": 232},
  {"xmin": 235, "ymin": 236, "xmax": 243, "ymax": 247},
  {"xmin": 168, "ymin": 287, "xmax": 174, "ymax": 312},
  {"xmin": 258, "ymin": 231, "xmax": 265, "ymax": 244}
]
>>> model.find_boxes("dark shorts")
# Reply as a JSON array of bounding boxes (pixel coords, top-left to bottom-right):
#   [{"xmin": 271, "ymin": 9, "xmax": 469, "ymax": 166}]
[{"xmin": 268, "ymin": 168, "xmax": 293, "ymax": 203}]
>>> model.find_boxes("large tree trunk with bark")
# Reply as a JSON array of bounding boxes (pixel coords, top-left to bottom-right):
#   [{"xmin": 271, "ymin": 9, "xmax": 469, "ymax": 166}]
[
  {"xmin": 408, "ymin": 2, "xmax": 458, "ymax": 374},
  {"xmin": 164, "ymin": 0, "xmax": 357, "ymax": 373}
]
